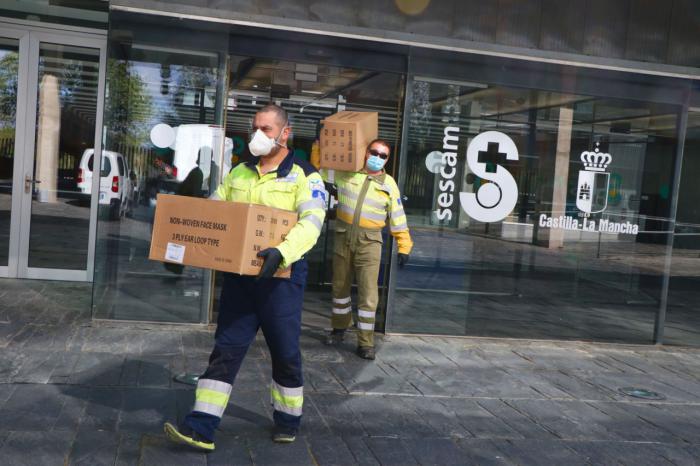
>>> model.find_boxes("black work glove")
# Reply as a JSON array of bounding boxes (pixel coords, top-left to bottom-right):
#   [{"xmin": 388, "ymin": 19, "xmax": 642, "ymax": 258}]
[
  {"xmin": 398, "ymin": 253, "xmax": 409, "ymax": 268},
  {"xmin": 324, "ymin": 182, "xmax": 338, "ymax": 199},
  {"xmin": 257, "ymin": 248, "xmax": 283, "ymax": 279}
]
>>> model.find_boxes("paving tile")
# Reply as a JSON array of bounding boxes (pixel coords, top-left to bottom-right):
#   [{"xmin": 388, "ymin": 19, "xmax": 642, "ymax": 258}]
[
  {"xmin": 82, "ymin": 326, "xmax": 133, "ymax": 353},
  {"xmin": 614, "ymin": 402, "xmax": 700, "ymax": 444},
  {"xmin": 567, "ymin": 440, "xmax": 677, "ymax": 466},
  {"xmin": 505, "ymin": 399, "xmax": 612, "ymax": 441},
  {"xmin": 0, "ymin": 349, "xmax": 28, "ymax": 383},
  {"xmin": 683, "ymin": 445, "xmax": 700, "ymax": 464},
  {"xmin": 328, "ymin": 360, "xmax": 421, "ymax": 395},
  {"xmin": 248, "ymin": 434, "xmax": 315, "ymax": 465},
  {"xmin": 12, "ymin": 350, "xmax": 63, "ymax": 384},
  {"xmin": 0, "ymin": 384, "xmax": 65, "ymax": 431},
  {"xmin": 205, "ymin": 433, "xmax": 253, "ymax": 465},
  {"xmin": 119, "ymin": 388, "xmax": 177, "ymax": 434},
  {"xmin": 549, "ymin": 400, "xmax": 627, "ymax": 441},
  {"xmin": 631, "ymin": 441, "xmax": 700, "ymax": 466},
  {"xmin": 181, "ymin": 331, "xmax": 216, "ymax": 357},
  {"xmin": 304, "ymin": 363, "xmax": 347, "ymax": 392},
  {"xmin": 137, "ymin": 356, "xmax": 172, "ymax": 387},
  {"xmin": 536, "ymin": 370, "xmax": 617, "ymax": 401},
  {"xmin": 47, "ymin": 352, "xmax": 81, "ymax": 384},
  {"xmin": 498, "ymin": 439, "xmax": 588, "ymax": 465},
  {"xmin": 115, "ymin": 433, "xmax": 143, "ymax": 466},
  {"xmin": 344, "ymin": 395, "xmax": 437, "ymax": 438},
  {"xmin": 455, "ymin": 438, "xmax": 517, "ymax": 465},
  {"xmin": 309, "ymin": 394, "xmax": 368, "ymax": 437},
  {"xmin": 0, "ymin": 431, "xmax": 74, "ymax": 466},
  {"xmin": 341, "ymin": 436, "xmax": 380, "ymax": 466},
  {"xmin": 585, "ymin": 401, "xmax": 682, "ymax": 443},
  {"xmin": 402, "ymin": 437, "xmax": 468, "ymax": 466},
  {"xmin": 298, "ymin": 394, "xmax": 333, "ymax": 437},
  {"xmin": 140, "ymin": 434, "xmax": 207, "ymax": 466},
  {"xmin": 0, "ymin": 383, "xmax": 17, "ymax": 407},
  {"xmin": 396, "ymin": 396, "xmax": 471, "ymax": 438},
  {"xmin": 217, "ymin": 391, "xmax": 271, "ymax": 436},
  {"xmin": 80, "ymin": 388, "xmax": 123, "ymax": 432},
  {"xmin": 65, "ymin": 325, "xmax": 91, "ymax": 352},
  {"xmin": 475, "ymin": 399, "xmax": 556, "ymax": 440},
  {"xmin": 20, "ymin": 324, "xmax": 75, "ymax": 352},
  {"xmin": 52, "ymin": 386, "xmax": 90, "ymax": 431},
  {"xmin": 440, "ymin": 398, "xmax": 524, "ymax": 440},
  {"xmin": 137, "ymin": 330, "xmax": 183, "ymax": 356},
  {"xmin": 305, "ymin": 434, "xmax": 357, "ymax": 466},
  {"xmin": 119, "ymin": 357, "xmax": 142, "ymax": 387},
  {"xmin": 69, "ymin": 352, "xmax": 124, "ymax": 386},
  {"xmin": 68, "ymin": 429, "xmax": 119, "ymax": 466},
  {"xmin": 503, "ymin": 369, "xmax": 575, "ymax": 399},
  {"xmin": 364, "ymin": 437, "xmax": 419, "ymax": 466}
]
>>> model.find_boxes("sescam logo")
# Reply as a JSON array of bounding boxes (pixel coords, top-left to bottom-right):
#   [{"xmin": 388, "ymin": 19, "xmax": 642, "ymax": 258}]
[
  {"xmin": 428, "ymin": 129, "xmax": 640, "ymax": 236},
  {"xmin": 460, "ymin": 131, "xmax": 519, "ymax": 222},
  {"xmin": 434, "ymin": 128, "xmax": 519, "ymax": 223}
]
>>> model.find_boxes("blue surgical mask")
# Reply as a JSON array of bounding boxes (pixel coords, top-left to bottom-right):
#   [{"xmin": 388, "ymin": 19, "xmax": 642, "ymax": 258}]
[{"xmin": 366, "ymin": 155, "xmax": 386, "ymax": 172}]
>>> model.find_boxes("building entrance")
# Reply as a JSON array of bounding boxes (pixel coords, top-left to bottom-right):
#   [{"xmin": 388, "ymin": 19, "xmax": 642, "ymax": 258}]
[{"xmin": 0, "ymin": 22, "xmax": 106, "ymax": 281}]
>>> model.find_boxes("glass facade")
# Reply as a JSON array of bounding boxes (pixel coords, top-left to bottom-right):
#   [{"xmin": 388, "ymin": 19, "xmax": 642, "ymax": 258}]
[
  {"xmin": 4, "ymin": 7, "xmax": 699, "ymax": 345},
  {"xmin": 666, "ymin": 88, "xmax": 700, "ymax": 345},
  {"xmin": 389, "ymin": 74, "xmax": 681, "ymax": 342},
  {"xmin": 92, "ymin": 17, "xmax": 228, "ymax": 322}
]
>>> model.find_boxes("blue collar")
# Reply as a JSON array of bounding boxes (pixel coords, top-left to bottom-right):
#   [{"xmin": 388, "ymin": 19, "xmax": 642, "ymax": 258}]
[{"xmin": 245, "ymin": 149, "xmax": 294, "ymax": 178}]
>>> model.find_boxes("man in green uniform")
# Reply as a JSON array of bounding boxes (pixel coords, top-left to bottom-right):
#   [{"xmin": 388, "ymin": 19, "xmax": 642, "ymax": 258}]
[{"xmin": 323, "ymin": 139, "xmax": 413, "ymax": 360}]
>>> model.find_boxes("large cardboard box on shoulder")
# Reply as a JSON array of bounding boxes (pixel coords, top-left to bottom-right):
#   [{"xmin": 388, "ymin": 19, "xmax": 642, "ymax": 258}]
[
  {"xmin": 148, "ymin": 194, "xmax": 296, "ymax": 278},
  {"xmin": 320, "ymin": 111, "xmax": 378, "ymax": 172}
]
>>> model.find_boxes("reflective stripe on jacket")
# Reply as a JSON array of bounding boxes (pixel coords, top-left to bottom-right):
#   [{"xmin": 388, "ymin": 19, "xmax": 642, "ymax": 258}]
[
  {"xmin": 216, "ymin": 150, "xmax": 326, "ymax": 268},
  {"xmin": 322, "ymin": 169, "xmax": 413, "ymax": 254}
]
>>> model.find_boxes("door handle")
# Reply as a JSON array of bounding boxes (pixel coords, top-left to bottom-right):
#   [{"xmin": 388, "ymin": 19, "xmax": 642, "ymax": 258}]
[{"xmin": 24, "ymin": 175, "xmax": 41, "ymax": 194}]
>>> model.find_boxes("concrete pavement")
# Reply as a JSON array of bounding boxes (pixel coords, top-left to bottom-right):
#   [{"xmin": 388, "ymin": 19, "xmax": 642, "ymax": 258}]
[{"xmin": 1, "ymin": 278, "xmax": 700, "ymax": 465}]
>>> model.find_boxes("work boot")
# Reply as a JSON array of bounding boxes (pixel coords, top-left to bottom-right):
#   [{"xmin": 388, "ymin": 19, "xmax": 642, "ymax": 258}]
[
  {"xmin": 324, "ymin": 329, "xmax": 345, "ymax": 346},
  {"xmin": 164, "ymin": 422, "xmax": 215, "ymax": 452},
  {"xmin": 271, "ymin": 425, "xmax": 297, "ymax": 443},
  {"xmin": 356, "ymin": 346, "xmax": 375, "ymax": 360}
]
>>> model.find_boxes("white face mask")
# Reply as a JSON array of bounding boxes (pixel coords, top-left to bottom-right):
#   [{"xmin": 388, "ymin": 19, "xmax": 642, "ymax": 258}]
[{"xmin": 248, "ymin": 125, "xmax": 287, "ymax": 157}]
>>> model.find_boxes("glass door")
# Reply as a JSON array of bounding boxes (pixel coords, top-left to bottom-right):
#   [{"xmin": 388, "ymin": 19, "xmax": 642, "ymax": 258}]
[
  {"xmin": 0, "ymin": 33, "xmax": 23, "ymax": 276},
  {"xmin": 1, "ymin": 24, "xmax": 106, "ymax": 281}
]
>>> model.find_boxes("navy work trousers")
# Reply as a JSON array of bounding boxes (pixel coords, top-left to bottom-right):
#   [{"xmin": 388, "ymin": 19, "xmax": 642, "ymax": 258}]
[{"xmin": 184, "ymin": 265, "xmax": 305, "ymax": 441}]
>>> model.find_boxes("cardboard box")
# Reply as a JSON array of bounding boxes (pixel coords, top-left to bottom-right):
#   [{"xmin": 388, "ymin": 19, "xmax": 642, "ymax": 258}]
[
  {"xmin": 149, "ymin": 194, "xmax": 297, "ymax": 278},
  {"xmin": 320, "ymin": 111, "xmax": 378, "ymax": 171}
]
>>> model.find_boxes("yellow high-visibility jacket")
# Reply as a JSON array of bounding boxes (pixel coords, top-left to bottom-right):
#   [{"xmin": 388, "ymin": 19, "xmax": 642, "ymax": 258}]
[
  {"xmin": 216, "ymin": 151, "xmax": 326, "ymax": 269},
  {"xmin": 323, "ymin": 169, "xmax": 413, "ymax": 254}
]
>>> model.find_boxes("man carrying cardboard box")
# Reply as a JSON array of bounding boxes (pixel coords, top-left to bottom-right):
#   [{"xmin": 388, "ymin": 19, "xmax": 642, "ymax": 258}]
[
  {"xmin": 323, "ymin": 139, "xmax": 413, "ymax": 360},
  {"xmin": 164, "ymin": 105, "xmax": 326, "ymax": 450}
]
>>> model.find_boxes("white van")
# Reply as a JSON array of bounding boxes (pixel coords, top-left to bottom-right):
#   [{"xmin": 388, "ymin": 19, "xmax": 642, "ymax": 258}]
[{"xmin": 77, "ymin": 149, "xmax": 136, "ymax": 219}]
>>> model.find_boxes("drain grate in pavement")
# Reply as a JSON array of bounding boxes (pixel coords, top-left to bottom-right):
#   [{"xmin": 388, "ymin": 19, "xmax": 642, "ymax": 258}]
[{"xmin": 618, "ymin": 387, "xmax": 666, "ymax": 400}]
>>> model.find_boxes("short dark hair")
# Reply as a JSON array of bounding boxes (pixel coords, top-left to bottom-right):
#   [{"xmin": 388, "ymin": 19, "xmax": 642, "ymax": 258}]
[
  {"xmin": 367, "ymin": 138, "xmax": 391, "ymax": 154},
  {"xmin": 258, "ymin": 104, "xmax": 288, "ymax": 128}
]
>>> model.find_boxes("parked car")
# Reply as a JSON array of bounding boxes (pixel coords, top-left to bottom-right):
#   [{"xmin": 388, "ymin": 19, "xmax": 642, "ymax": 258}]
[{"xmin": 77, "ymin": 149, "xmax": 136, "ymax": 219}]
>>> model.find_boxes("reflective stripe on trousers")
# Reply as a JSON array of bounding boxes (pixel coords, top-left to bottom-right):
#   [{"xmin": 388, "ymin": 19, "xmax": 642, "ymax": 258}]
[
  {"xmin": 193, "ymin": 378, "xmax": 232, "ymax": 418},
  {"xmin": 271, "ymin": 380, "xmax": 303, "ymax": 416}
]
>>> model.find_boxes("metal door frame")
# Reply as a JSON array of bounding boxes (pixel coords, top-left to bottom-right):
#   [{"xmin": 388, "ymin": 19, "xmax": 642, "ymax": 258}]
[{"xmin": 0, "ymin": 21, "xmax": 106, "ymax": 281}]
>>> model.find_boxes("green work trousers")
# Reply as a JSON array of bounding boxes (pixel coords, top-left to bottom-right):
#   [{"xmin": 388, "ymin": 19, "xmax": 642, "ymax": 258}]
[{"xmin": 331, "ymin": 222, "xmax": 382, "ymax": 348}]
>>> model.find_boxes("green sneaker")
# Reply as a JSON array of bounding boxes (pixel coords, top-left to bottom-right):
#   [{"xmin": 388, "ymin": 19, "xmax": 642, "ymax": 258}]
[
  {"xmin": 271, "ymin": 425, "xmax": 297, "ymax": 443},
  {"xmin": 164, "ymin": 422, "xmax": 215, "ymax": 452}
]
